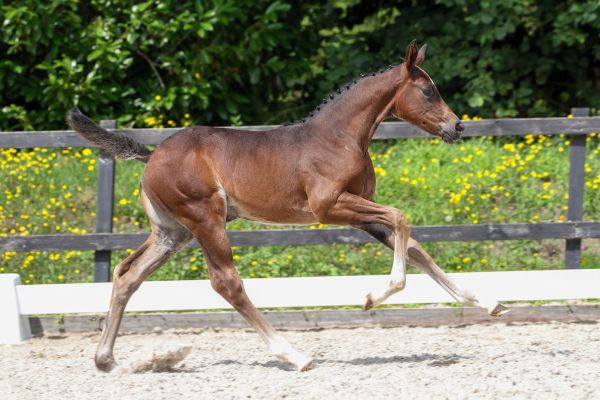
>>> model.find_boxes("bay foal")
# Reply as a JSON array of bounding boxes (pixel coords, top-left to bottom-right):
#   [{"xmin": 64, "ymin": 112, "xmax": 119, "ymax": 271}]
[{"xmin": 69, "ymin": 41, "xmax": 507, "ymax": 372}]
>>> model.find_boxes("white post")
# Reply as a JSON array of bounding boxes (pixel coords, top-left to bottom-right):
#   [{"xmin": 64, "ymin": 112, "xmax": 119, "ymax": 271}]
[{"xmin": 0, "ymin": 274, "xmax": 31, "ymax": 343}]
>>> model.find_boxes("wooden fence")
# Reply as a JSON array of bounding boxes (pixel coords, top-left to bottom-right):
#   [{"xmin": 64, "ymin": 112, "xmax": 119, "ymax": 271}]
[{"xmin": 1, "ymin": 108, "xmax": 599, "ymax": 281}]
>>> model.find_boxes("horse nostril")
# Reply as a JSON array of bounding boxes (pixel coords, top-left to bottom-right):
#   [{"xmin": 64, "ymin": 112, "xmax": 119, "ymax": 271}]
[{"xmin": 455, "ymin": 121, "xmax": 464, "ymax": 132}]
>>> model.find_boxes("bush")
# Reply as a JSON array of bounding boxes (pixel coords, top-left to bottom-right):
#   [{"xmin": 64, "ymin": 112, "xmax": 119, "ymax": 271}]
[
  {"xmin": 1, "ymin": 1, "xmax": 599, "ymax": 131},
  {"xmin": 0, "ymin": 0, "xmax": 315, "ymax": 129}
]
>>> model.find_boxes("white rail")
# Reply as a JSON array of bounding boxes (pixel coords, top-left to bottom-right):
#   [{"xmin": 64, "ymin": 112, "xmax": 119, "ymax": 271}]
[{"xmin": 2, "ymin": 269, "xmax": 600, "ymax": 343}]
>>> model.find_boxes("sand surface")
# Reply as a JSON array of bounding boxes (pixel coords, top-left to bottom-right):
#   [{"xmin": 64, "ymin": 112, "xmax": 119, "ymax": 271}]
[{"xmin": 1, "ymin": 322, "xmax": 599, "ymax": 399}]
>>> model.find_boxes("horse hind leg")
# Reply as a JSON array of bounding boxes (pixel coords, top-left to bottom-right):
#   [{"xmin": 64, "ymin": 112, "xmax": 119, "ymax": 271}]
[
  {"xmin": 111, "ymin": 240, "xmax": 150, "ymax": 280},
  {"xmin": 95, "ymin": 194, "xmax": 192, "ymax": 372}
]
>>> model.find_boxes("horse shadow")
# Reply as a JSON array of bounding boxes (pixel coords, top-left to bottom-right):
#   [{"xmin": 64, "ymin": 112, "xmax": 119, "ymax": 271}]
[
  {"xmin": 212, "ymin": 352, "xmax": 470, "ymax": 371},
  {"xmin": 328, "ymin": 353, "xmax": 469, "ymax": 367}
]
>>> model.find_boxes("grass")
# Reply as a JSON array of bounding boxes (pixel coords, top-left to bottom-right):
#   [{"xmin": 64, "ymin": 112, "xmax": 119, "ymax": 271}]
[{"xmin": 1, "ymin": 121, "xmax": 599, "ymax": 284}]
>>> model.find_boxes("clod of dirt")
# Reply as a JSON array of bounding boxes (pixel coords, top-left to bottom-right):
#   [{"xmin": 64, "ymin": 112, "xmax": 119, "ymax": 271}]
[{"xmin": 125, "ymin": 345, "xmax": 192, "ymax": 373}]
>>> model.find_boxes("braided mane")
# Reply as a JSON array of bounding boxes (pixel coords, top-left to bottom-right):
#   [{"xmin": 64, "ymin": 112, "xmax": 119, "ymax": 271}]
[{"xmin": 284, "ymin": 63, "xmax": 400, "ymax": 126}]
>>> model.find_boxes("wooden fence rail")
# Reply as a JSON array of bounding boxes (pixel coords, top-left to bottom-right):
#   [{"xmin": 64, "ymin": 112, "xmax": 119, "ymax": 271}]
[
  {"xmin": 1, "ymin": 108, "xmax": 599, "ymax": 281},
  {"xmin": 2, "ymin": 222, "xmax": 600, "ymax": 252}
]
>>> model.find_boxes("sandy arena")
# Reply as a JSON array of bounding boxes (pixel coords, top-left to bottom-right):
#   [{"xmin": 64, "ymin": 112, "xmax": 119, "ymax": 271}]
[{"xmin": 1, "ymin": 322, "xmax": 599, "ymax": 399}]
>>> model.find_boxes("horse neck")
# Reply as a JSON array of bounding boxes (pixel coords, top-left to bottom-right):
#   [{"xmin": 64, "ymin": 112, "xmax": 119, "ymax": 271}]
[{"xmin": 310, "ymin": 68, "xmax": 402, "ymax": 152}]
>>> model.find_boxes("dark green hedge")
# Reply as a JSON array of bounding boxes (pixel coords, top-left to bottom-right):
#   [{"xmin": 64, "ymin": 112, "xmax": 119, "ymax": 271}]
[{"xmin": 1, "ymin": 0, "xmax": 598, "ymax": 130}]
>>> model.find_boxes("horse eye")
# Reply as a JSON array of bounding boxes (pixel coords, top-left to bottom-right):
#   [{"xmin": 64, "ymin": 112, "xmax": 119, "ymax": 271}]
[{"xmin": 422, "ymin": 86, "xmax": 433, "ymax": 98}]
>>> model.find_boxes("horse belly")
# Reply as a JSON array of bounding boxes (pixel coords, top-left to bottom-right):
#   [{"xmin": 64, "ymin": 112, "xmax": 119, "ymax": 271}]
[{"xmin": 226, "ymin": 194, "xmax": 316, "ymax": 225}]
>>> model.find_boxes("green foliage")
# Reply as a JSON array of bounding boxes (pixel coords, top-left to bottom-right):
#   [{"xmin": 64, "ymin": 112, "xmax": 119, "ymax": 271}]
[
  {"xmin": 309, "ymin": 0, "xmax": 600, "ymax": 118},
  {"xmin": 1, "ymin": 1, "xmax": 599, "ymax": 130},
  {"xmin": 0, "ymin": 0, "xmax": 315, "ymax": 129}
]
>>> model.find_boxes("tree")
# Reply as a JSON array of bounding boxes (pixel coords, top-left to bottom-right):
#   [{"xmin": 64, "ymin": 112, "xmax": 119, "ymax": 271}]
[
  {"xmin": 308, "ymin": 0, "xmax": 600, "ymax": 118},
  {"xmin": 1, "ymin": 0, "xmax": 598, "ymax": 131}
]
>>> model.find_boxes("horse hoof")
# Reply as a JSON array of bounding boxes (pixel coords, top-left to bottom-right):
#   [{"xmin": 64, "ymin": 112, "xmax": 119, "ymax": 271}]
[
  {"xmin": 489, "ymin": 303, "xmax": 510, "ymax": 317},
  {"xmin": 95, "ymin": 354, "xmax": 117, "ymax": 372},
  {"xmin": 363, "ymin": 294, "xmax": 375, "ymax": 311},
  {"xmin": 298, "ymin": 357, "xmax": 315, "ymax": 372}
]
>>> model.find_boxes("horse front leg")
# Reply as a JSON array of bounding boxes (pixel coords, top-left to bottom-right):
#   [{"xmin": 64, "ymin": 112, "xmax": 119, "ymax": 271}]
[
  {"xmin": 355, "ymin": 223, "xmax": 509, "ymax": 316},
  {"xmin": 197, "ymin": 227, "xmax": 313, "ymax": 371},
  {"xmin": 406, "ymin": 237, "xmax": 509, "ymax": 316},
  {"xmin": 177, "ymin": 196, "xmax": 314, "ymax": 372},
  {"xmin": 363, "ymin": 224, "xmax": 410, "ymax": 310},
  {"xmin": 310, "ymin": 191, "xmax": 410, "ymax": 310}
]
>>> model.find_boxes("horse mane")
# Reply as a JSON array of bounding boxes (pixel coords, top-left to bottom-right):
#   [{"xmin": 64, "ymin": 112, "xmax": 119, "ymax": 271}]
[{"xmin": 283, "ymin": 63, "xmax": 401, "ymax": 126}]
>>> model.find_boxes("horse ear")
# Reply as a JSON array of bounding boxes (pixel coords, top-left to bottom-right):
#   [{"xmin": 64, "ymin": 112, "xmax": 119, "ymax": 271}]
[
  {"xmin": 404, "ymin": 39, "xmax": 418, "ymax": 69},
  {"xmin": 415, "ymin": 43, "xmax": 427, "ymax": 66}
]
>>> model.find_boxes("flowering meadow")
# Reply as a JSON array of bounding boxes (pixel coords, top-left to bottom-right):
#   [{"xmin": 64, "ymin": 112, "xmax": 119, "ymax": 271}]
[{"xmin": 1, "ymin": 116, "xmax": 599, "ymax": 285}]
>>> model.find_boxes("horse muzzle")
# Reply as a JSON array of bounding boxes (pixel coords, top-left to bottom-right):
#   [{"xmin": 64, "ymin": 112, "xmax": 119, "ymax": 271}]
[{"xmin": 441, "ymin": 121, "xmax": 464, "ymax": 144}]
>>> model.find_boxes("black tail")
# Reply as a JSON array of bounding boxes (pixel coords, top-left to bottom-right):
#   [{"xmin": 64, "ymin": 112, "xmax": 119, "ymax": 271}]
[{"xmin": 67, "ymin": 107, "xmax": 153, "ymax": 163}]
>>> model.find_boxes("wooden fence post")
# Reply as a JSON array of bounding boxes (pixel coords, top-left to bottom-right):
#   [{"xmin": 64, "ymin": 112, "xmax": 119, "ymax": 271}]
[
  {"xmin": 93, "ymin": 120, "xmax": 116, "ymax": 282},
  {"xmin": 565, "ymin": 107, "xmax": 589, "ymax": 269}
]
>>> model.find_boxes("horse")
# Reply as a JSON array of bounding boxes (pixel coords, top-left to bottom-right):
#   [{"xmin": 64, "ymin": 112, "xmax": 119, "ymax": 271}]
[{"xmin": 68, "ymin": 40, "xmax": 508, "ymax": 372}]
